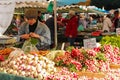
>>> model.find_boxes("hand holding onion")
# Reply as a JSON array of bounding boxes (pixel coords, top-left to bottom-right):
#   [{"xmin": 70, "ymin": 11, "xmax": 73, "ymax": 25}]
[{"xmin": 20, "ymin": 34, "xmax": 30, "ymax": 39}]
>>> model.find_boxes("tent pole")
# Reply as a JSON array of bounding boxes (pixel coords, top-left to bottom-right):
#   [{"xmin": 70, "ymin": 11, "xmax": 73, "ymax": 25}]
[{"xmin": 54, "ymin": 0, "xmax": 58, "ymax": 48}]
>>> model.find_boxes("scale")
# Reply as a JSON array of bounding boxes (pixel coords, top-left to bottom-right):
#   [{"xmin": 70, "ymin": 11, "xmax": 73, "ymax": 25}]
[
  {"xmin": 0, "ymin": 34, "xmax": 17, "ymax": 49},
  {"xmin": 0, "ymin": 33, "xmax": 16, "ymax": 43}
]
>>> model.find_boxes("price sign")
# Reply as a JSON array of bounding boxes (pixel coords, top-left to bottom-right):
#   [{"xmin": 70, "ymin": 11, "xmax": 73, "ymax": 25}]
[
  {"xmin": 116, "ymin": 28, "xmax": 120, "ymax": 35},
  {"xmin": 83, "ymin": 38, "xmax": 97, "ymax": 49}
]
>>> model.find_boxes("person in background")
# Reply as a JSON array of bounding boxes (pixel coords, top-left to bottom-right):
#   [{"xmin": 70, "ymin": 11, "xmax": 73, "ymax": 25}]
[
  {"xmin": 88, "ymin": 14, "xmax": 97, "ymax": 28},
  {"xmin": 57, "ymin": 13, "xmax": 64, "ymax": 30},
  {"xmin": 102, "ymin": 14, "xmax": 112, "ymax": 32},
  {"xmin": 62, "ymin": 10, "xmax": 78, "ymax": 46},
  {"xmin": 45, "ymin": 13, "xmax": 55, "ymax": 48},
  {"xmin": 97, "ymin": 16, "xmax": 103, "ymax": 30},
  {"xmin": 4, "ymin": 15, "xmax": 18, "ymax": 36},
  {"xmin": 112, "ymin": 10, "xmax": 120, "ymax": 32},
  {"xmin": 37, "ymin": 11, "xmax": 44, "ymax": 23},
  {"xmin": 20, "ymin": 15, "xmax": 25, "ymax": 24},
  {"xmin": 79, "ymin": 14, "xmax": 87, "ymax": 29},
  {"xmin": 75, "ymin": 13, "xmax": 80, "ymax": 25},
  {"xmin": 19, "ymin": 9, "xmax": 51, "ymax": 50}
]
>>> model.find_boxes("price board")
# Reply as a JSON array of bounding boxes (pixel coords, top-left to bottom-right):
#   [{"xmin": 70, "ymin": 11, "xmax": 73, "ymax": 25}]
[
  {"xmin": 116, "ymin": 28, "xmax": 120, "ymax": 35},
  {"xmin": 83, "ymin": 38, "xmax": 97, "ymax": 49}
]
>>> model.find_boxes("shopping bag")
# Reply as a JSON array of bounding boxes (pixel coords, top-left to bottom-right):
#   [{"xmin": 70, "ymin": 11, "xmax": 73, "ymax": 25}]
[
  {"xmin": 22, "ymin": 38, "xmax": 38, "ymax": 53},
  {"xmin": 77, "ymin": 24, "xmax": 84, "ymax": 32}
]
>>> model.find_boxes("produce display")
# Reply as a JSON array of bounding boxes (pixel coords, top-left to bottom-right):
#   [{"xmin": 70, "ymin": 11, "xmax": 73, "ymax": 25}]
[
  {"xmin": 0, "ymin": 48, "xmax": 14, "ymax": 61},
  {"xmin": 0, "ymin": 43, "xmax": 120, "ymax": 79},
  {"xmin": 0, "ymin": 48, "xmax": 14, "ymax": 55},
  {"xmin": 45, "ymin": 45, "xmax": 120, "ymax": 80},
  {"xmin": 100, "ymin": 35, "xmax": 120, "ymax": 48},
  {"xmin": 0, "ymin": 49, "xmax": 57, "ymax": 80},
  {"xmin": 50, "ymin": 47, "xmax": 109, "ymax": 72}
]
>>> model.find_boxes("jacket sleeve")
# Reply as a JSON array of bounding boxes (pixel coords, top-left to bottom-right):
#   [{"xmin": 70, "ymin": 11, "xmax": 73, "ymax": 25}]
[
  {"xmin": 36, "ymin": 23, "xmax": 51, "ymax": 45},
  {"xmin": 18, "ymin": 22, "xmax": 28, "ymax": 35}
]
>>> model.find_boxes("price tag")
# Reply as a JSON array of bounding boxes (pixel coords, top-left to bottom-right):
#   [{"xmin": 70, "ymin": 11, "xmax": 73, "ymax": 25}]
[
  {"xmin": 116, "ymin": 28, "xmax": 120, "ymax": 35},
  {"xmin": 83, "ymin": 38, "xmax": 97, "ymax": 49}
]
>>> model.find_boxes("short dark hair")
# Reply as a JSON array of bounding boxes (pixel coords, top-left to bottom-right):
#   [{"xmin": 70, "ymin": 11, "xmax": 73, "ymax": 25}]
[
  {"xmin": 114, "ymin": 10, "xmax": 119, "ymax": 14},
  {"xmin": 38, "ymin": 11, "xmax": 41, "ymax": 14},
  {"xmin": 106, "ymin": 14, "xmax": 111, "ymax": 18},
  {"xmin": 24, "ymin": 9, "xmax": 38, "ymax": 20}
]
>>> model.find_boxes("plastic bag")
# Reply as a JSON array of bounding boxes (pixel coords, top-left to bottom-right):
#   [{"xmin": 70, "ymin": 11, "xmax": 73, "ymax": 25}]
[
  {"xmin": 22, "ymin": 38, "xmax": 38, "ymax": 53},
  {"xmin": 77, "ymin": 24, "xmax": 84, "ymax": 32}
]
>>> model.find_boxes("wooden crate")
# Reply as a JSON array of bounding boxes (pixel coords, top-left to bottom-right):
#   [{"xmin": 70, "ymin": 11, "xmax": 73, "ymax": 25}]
[
  {"xmin": 110, "ymin": 64, "xmax": 120, "ymax": 69},
  {"xmin": 77, "ymin": 71, "xmax": 105, "ymax": 78}
]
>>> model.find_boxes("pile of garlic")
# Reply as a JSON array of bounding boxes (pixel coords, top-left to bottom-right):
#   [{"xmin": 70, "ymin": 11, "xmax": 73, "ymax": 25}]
[{"xmin": 0, "ymin": 49, "xmax": 57, "ymax": 79}]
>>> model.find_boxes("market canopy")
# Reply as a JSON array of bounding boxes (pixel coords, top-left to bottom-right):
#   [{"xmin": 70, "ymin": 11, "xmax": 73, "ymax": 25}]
[
  {"xmin": 56, "ymin": 0, "xmax": 86, "ymax": 6},
  {"xmin": 15, "ymin": 0, "xmax": 87, "ymax": 8},
  {"xmin": 15, "ymin": 1, "xmax": 48, "ymax": 8},
  {"xmin": 15, "ymin": 0, "xmax": 49, "ymax": 8}
]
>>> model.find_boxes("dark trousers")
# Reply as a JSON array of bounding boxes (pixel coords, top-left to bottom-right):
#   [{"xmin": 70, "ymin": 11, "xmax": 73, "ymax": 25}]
[{"xmin": 67, "ymin": 37, "xmax": 76, "ymax": 46}]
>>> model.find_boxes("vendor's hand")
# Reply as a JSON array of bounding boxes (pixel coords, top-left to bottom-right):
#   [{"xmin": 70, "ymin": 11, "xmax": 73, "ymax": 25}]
[
  {"xmin": 30, "ymin": 32, "xmax": 40, "ymax": 39},
  {"xmin": 20, "ymin": 34, "xmax": 30, "ymax": 39}
]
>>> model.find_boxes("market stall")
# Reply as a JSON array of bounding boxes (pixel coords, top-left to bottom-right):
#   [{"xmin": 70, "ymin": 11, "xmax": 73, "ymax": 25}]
[
  {"xmin": 0, "ymin": 0, "xmax": 87, "ymax": 48},
  {"xmin": 1, "ymin": 0, "xmax": 120, "ymax": 80},
  {"xmin": 0, "ymin": 39, "xmax": 120, "ymax": 79}
]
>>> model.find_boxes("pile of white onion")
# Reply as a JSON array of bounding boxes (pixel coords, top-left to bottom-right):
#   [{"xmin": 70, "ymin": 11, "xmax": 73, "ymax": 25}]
[{"xmin": 0, "ymin": 49, "xmax": 57, "ymax": 79}]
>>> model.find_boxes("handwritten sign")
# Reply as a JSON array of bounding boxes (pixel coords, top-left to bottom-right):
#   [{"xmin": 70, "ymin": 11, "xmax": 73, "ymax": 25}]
[
  {"xmin": 116, "ymin": 28, "xmax": 120, "ymax": 36},
  {"xmin": 83, "ymin": 38, "xmax": 97, "ymax": 49}
]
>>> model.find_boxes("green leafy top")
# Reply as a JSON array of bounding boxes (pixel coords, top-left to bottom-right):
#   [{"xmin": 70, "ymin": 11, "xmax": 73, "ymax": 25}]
[
  {"xmin": 100, "ymin": 35, "xmax": 120, "ymax": 48},
  {"xmin": 66, "ymin": 46, "xmax": 74, "ymax": 52},
  {"xmin": 30, "ymin": 38, "xmax": 39, "ymax": 45},
  {"xmin": 96, "ymin": 52, "xmax": 107, "ymax": 61}
]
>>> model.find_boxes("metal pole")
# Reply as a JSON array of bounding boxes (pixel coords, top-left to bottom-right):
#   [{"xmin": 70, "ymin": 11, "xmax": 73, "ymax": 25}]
[{"xmin": 53, "ymin": 0, "xmax": 58, "ymax": 48}]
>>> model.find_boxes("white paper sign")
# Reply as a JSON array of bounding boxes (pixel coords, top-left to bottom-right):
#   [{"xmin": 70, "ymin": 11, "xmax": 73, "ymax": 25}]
[
  {"xmin": 116, "ymin": 28, "xmax": 120, "ymax": 35},
  {"xmin": 83, "ymin": 38, "xmax": 97, "ymax": 49}
]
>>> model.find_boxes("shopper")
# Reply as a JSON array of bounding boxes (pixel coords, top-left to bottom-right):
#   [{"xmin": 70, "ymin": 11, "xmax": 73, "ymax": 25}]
[
  {"xmin": 62, "ymin": 10, "xmax": 78, "ymax": 46},
  {"xmin": 79, "ymin": 14, "xmax": 87, "ymax": 29},
  {"xmin": 19, "ymin": 9, "xmax": 51, "ymax": 50},
  {"xmin": 57, "ymin": 13, "xmax": 64, "ymax": 30},
  {"xmin": 45, "ymin": 13, "xmax": 55, "ymax": 48},
  {"xmin": 37, "ymin": 11, "xmax": 44, "ymax": 22},
  {"xmin": 102, "ymin": 14, "xmax": 112, "ymax": 32},
  {"xmin": 112, "ymin": 10, "xmax": 120, "ymax": 32}
]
